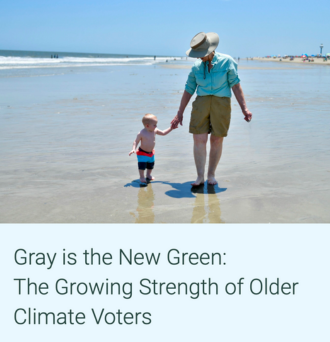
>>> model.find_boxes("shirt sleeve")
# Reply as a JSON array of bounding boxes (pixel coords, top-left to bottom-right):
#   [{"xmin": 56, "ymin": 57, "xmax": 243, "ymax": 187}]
[
  {"xmin": 227, "ymin": 58, "xmax": 240, "ymax": 88},
  {"xmin": 185, "ymin": 67, "xmax": 197, "ymax": 95}
]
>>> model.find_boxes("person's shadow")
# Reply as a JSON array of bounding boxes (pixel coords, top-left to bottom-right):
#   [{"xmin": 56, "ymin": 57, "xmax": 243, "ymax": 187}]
[
  {"xmin": 124, "ymin": 180, "xmax": 226, "ymax": 198},
  {"xmin": 125, "ymin": 180, "xmax": 227, "ymax": 223},
  {"xmin": 156, "ymin": 181, "xmax": 226, "ymax": 199},
  {"xmin": 124, "ymin": 179, "xmax": 149, "ymax": 188}
]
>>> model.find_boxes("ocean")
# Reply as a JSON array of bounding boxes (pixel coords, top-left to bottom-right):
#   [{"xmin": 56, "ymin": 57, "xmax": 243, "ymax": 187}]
[{"xmin": 0, "ymin": 49, "xmax": 184, "ymax": 73}]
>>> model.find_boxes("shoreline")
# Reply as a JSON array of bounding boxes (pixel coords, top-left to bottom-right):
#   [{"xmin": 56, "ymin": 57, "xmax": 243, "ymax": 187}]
[
  {"xmin": 160, "ymin": 64, "xmax": 304, "ymax": 70},
  {"xmin": 253, "ymin": 57, "xmax": 330, "ymax": 66}
]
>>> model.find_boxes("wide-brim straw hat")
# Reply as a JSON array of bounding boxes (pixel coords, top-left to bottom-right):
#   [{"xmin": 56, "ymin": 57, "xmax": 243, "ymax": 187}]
[{"xmin": 186, "ymin": 32, "xmax": 219, "ymax": 58}]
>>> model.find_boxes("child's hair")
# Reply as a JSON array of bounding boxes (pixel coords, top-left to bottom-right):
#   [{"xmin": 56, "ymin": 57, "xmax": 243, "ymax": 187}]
[{"xmin": 142, "ymin": 113, "xmax": 157, "ymax": 126}]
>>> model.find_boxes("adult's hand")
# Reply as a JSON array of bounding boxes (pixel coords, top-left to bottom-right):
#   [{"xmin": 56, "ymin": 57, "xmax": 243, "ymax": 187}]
[
  {"xmin": 171, "ymin": 111, "xmax": 183, "ymax": 129},
  {"xmin": 171, "ymin": 91, "xmax": 192, "ymax": 129},
  {"xmin": 243, "ymin": 109, "xmax": 252, "ymax": 122},
  {"xmin": 232, "ymin": 83, "xmax": 252, "ymax": 123}
]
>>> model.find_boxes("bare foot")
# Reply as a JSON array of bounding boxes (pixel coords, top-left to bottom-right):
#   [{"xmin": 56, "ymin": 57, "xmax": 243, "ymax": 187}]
[
  {"xmin": 140, "ymin": 177, "xmax": 147, "ymax": 184},
  {"xmin": 207, "ymin": 175, "xmax": 218, "ymax": 185},
  {"xmin": 191, "ymin": 176, "xmax": 204, "ymax": 187},
  {"xmin": 147, "ymin": 175, "xmax": 155, "ymax": 181}
]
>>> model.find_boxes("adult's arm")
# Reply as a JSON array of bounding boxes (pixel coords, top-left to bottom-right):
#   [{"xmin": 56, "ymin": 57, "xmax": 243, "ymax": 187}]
[
  {"xmin": 232, "ymin": 83, "xmax": 252, "ymax": 122},
  {"xmin": 171, "ymin": 90, "xmax": 193, "ymax": 128}
]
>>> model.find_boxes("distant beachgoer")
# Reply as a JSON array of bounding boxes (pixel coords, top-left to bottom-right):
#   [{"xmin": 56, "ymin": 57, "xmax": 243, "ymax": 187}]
[
  {"xmin": 51, "ymin": 55, "xmax": 53, "ymax": 58},
  {"xmin": 129, "ymin": 114, "xmax": 177, "ymax": 184},
  {"xmin": 171, "ymin": 32, "xmax": 252, "ymax": 186},
  {"xmin": 154, "ymin": 56, "xmax": 156, "ymax": 60}
]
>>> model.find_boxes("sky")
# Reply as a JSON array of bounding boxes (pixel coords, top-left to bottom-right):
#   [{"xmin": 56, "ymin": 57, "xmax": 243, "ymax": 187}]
[{"xmin": 1, "ymin": 0, "xmax": 329, "ymax": 57}]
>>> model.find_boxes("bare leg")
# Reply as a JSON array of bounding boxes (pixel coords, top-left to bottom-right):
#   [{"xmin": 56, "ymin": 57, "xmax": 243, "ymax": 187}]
[
  {"xmin": 207, "ymin": 135, "xmax": 224, "ymax": 185},
  {"xmin": 146, "ymin": 169, "xmax": 155, "ymax": 181},
  {"xmin": 191, "ymin": 133, "xmax": 208, "ymax": 186},
  {"xmin": 139, "ymin": 169, "xmax": 147, "ymax": 183}
]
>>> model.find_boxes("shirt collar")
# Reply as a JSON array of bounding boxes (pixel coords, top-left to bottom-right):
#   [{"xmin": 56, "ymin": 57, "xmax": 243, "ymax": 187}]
[{"xmin": 205, "ymin": 52, "xmax": 219, "ymax": 66}]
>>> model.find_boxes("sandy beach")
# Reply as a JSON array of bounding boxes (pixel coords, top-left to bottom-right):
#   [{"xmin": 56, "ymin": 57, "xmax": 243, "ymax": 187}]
[
  {"xmin": 1, "ymin": 59, "xmax": 330, "ymax": 223},
  {"xmin": 253, "ymin": 57, "xmax": 330, "ymax": 66}
]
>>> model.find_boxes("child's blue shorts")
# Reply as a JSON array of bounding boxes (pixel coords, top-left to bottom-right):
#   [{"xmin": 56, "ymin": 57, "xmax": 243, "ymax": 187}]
[{"xmin": 136, "ymin": 147, "xmax": 155, "ymax": 170}]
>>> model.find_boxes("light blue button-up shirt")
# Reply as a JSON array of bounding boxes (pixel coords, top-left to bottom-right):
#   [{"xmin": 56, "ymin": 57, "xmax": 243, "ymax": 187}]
[{"xmin": 185, "ymin": 52, "xmax": 240, "ymax": 98}]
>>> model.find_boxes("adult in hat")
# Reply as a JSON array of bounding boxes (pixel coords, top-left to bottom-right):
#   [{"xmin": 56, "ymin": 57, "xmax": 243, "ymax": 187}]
[{"xmin": 171, "ymin": 32, "xmax": 252, "ymax": 186}]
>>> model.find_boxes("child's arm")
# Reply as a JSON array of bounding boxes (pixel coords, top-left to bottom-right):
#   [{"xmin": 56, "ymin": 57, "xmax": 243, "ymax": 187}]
[
  {"xmin": 129, "ymin": 132, "xmax": 142, "ymax": 156},
  {"xmin": 156, "ymin": 126, "xmax": 176, "ymax": 136}
]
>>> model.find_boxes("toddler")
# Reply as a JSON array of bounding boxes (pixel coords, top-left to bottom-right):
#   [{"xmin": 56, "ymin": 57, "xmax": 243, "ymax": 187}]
[{"xmin": 129, "ymin": 114, "xmax": 175, "ymax": 183}]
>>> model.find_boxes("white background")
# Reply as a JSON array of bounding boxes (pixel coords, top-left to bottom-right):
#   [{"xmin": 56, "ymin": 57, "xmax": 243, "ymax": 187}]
[{"xmin": 1, "ymin": 224, "xmax": 329, "ymax": 342}]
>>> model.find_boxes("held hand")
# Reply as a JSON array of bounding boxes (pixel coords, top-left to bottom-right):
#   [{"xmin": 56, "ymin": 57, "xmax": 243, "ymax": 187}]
[
  {"xmin": 243, "ymin": 109, "xmax": 252, "ymax": 122},
  {"xmin": 171, "ymin": 121, "xmax": 179, "ymax": 129},
  {"xmin": 170, "ymin": 116, "xmax": 179, "ymax": 129},
  {"xmin": 129, "ymin": 150, "xmax": 136, "ymax": 156},
  {"xmin": 171, "ymin": 112, "xmax": 183, "ymax": 129}
]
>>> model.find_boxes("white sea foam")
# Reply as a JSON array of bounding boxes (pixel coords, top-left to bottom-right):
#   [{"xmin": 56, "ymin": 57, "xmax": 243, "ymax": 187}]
[
  {"xmin": 0, "ymin": 63, "xmax": 154, "ymax": 70},
  {"xmin": 0, "ymin": 56, "xmax": 182, "ymax": 70}
]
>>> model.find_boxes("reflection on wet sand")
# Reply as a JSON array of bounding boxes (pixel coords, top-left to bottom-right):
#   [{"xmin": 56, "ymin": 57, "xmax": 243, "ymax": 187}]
[
  {"xmin": 191, "ymin": 185, "xmax": 223, "ymax": 223},
  {"xmin": 131, "ymin": 183, "xmax": 155, "ymax": 223},
  {"xmin": 126, "ymin": 180, "xmax": 226, "ymax": 223}
]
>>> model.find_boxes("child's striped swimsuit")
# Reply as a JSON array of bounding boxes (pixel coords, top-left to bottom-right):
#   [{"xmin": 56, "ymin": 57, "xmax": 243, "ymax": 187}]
[{"xmin": 136, "ymin": 147, "xmax": 155, "ymax": 170}]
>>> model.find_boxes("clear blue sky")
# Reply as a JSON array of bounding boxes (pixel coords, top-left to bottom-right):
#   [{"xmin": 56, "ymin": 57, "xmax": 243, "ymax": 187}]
[{"xmin": 1, "ymin": 0, "xmax": 329, "ymax": 56}]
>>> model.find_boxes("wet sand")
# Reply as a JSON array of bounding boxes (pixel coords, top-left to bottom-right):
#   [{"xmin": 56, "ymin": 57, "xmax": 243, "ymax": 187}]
[{"xmin": 1, "ymin": 60, "xmax": 330, "ymax": 223}]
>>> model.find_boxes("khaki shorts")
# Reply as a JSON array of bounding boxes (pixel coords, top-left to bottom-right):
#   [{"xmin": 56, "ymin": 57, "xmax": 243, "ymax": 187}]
[{"xmin": 189, "ymin": 96, "xmax": 231, "ymax": 137}]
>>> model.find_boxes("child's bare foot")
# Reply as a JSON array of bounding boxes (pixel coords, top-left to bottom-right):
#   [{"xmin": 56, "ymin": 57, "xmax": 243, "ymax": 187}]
[
  {"xmin": 147, "ymin": 175, "xmax": 155, "ymax": 181},
  {"xmin": 207, "ymin": 175, "xmax": 218, "ymax": 185},
  {"xmin": 191, "ymin": 176, "xmax": 204, "ymax": 187},
  {"xmin": 140, "ymin": 177, "xmax": 147, "ymax": 183}
]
